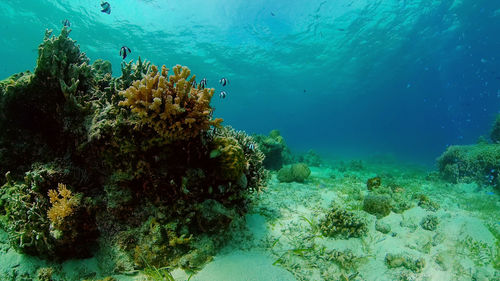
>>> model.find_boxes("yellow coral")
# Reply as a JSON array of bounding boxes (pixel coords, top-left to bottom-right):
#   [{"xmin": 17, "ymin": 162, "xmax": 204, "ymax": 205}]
[
  {"xmin": 119, "ymin": 64, "xmax": 222, "ymax": 142},
  {"xmin": 47, "ymin": 183, "xmax": 79, "ymax": 229}
]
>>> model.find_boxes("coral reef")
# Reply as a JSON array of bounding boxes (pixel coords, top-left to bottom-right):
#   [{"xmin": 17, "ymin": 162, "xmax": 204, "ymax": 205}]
[
  {"xmin": 277, "ymin": 163, "xmax": 311, "ymax": 183},
  {"xmin": 437, "ymin": 143, "xmax": 500, "ymax": 185},
  {"xmin": 210, "ymin": 136, "xmax": 247, "ymax": 182},
  {"xmin": 319, "ymin": 205, "xmax": 368, "ymax": 238},
  {"xmin": 210, "ymin": 126, "xmax": 269, "ymax": 191},
  {"xmin": 0, "ymin": 164, "xmax": 97, "ymax": 258},
  {"xmin": 118, "ymin": 64, "xmax": 223, "ymax": 142},
  {"xmin": 0, "ymin": 27, "xmax": 268, "ymax": 271},
  {"xmin": 363, "ymin": 194, "xmax": 392, "ymax": 218}
]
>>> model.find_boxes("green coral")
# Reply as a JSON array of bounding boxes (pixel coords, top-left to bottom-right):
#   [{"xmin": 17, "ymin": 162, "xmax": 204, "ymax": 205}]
[
  {"xmin": 319, "ymin": 205, "xmax": 367, "ymax": 238},
  {"xmin": 277, "ymin": 163, "xmax": 311, "ymax": 183}
]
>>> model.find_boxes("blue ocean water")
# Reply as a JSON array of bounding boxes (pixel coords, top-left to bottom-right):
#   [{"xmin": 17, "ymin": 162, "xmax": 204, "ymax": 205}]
[{"xmin": 1, "ymin": 0, "xmax": 499, "ymax": 165}]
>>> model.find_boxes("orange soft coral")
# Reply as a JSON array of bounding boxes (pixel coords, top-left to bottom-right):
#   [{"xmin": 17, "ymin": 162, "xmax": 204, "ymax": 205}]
[
  {"xmin": 118, "ymin": 64, "xmax": 222, "ymax": 142},
  {"xmin": 47, "ymin": 183, "xmax": 79, "ymax": 229}
]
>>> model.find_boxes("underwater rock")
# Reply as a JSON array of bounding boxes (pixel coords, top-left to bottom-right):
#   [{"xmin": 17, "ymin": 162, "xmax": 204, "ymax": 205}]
[
  {"xmin": 363, "ymin": 194, "xmax": 392, "ymax": 218},
  {"xmin": 491, "ymin": 114, "xmax": 500, "ymax": 143},
  {"xmin": 277, "ymin": 163, "xmax": 311, "ymax": 183},
  {"xmin": 420, "ymin": 214, "xmax": 439, "ymax": 231},
  {"xmin": 298, "ymin": 149, "xmax": 322, "ymax": 167},
  {"xmin": 375, "ymin": 220, "xmax": 391, "ymax": 234},
  {"xmin": 196, "ymin": 199, "xmax": 237, "ymax": 234},
  {"xmin": 416, "ymin": 194, "xmax": 439, "ymax": 211},
  {"xmin": 319, "ymin": 205, "xmax": 367, "ymax": 238},
  {"xmin": 385, "ymin": 253, "xmax": 425, "ymax": 273}
]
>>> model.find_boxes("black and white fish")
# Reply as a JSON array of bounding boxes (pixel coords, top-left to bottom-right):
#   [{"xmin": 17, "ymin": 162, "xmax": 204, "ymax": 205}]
[
  {"xmin": 62, "ymin": 19, "xmax": 71, "ymax": 27},
  {"xmin": 119, "ymin": 46, "xmax": 131, "ymax": 59},
  {"xmin": 219, "ymin": 77, "xmax": 229, "ymax": 86},
  {"xmin": 199, "ymin": 78, "xmax": 207, "ymax": 89},
  {"xmin": 101, "ymin": 1, "xmax": 111, "ymax": 14},
  {"xmin": 191, "ymin": 80, "xmax": 197, "ymax": 88},
  {"xmin": 219, "ymin": 91, "xmax": 227, "ymax": 99},
  {"xmin": 248, "ymin": 143, "xmax": 255, "ymax": 150}
]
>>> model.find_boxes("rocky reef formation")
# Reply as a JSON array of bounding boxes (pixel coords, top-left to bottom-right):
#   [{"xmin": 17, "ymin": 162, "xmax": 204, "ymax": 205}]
[
  {"xmin": 254, "ymin": 129, "xmax": 293, "ymax": 170},
  {"xmin": 437, "ymin": 115, "xmax": 500, "ymax": 188},
  {"xmin": 277, "ymin": 163, "xmax": 311, "ymax": 183},
  {"xmin": 0, "ymin": 27, "xmax": 268, "ymax": 271}
]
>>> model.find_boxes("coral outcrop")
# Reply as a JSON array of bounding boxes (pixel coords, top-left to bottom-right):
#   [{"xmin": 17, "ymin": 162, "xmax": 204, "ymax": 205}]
[
  {"xmin": 254, "ymin": 130, "xmax": 293, "ymax": 170},
  {"xmin": 277, "ymin": 163, "xmax": 311, "ymax": 183},
  {"xmin": 437, "ymin": 143, "xmax": 500, "ymax": 185},
  {"xmin": 438, "ymin": 116, "xmax": 500, "ymax": 187},
  {"xmin": 118, "ymin": 64, "xmax": 222, "ymax": 142},
  {"xmin": 319, "ymin": 205, "xmax": 367, "ymax": 238},
  {"xmin": 363, "ymin": 194, "xmax": 392, "ymax": 218},
  {"xmin": 0, "ymin": 27, "xmax": 269, "ymax": 271}
]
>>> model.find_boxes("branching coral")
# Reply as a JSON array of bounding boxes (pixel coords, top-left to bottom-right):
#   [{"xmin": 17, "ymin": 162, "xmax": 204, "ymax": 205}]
[
  {"xmin": 35, "ymin": 27, "xmax": 93, "ymax": 98},
  {"xmin": 119, "ymin": 64, "xmax": 222, "ymax": 142},
  {"xmin": 47, "ymin": 183, "xmax": 80, "ymax": 233}
]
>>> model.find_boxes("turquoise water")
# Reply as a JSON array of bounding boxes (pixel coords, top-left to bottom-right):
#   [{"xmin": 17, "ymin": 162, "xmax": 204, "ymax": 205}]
[{"xmin": 1, "ymin": 0, "xmax": 499, "ymax": 163}]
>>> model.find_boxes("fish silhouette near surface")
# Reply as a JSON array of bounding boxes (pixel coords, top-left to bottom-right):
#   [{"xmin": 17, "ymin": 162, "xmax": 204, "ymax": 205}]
[{"xmin": 101, "ymin": 1, "xmax": 111, "ymax": 14}]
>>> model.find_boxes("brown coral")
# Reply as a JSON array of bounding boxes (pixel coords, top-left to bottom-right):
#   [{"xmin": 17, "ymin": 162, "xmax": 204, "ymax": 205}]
[
  {"xmin": 118, "ymin": 64, "xmax": 222, "ymax": 142},
  {"xmin": 211, "ymin": 136, "xmax": 247, "ymax": 182},
  {"xmin": 47, "ymin": 183, "xmax": 79, "ymax": 230}
]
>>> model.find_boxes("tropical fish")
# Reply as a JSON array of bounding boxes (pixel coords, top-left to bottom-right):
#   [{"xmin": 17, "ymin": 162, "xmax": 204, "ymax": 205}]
[
  {"xmin": 191, "ymin": 80, "xmax": 197, "ymax": 88},
  {"xmin": 62, "ymin": 19, "xmax": 71, "ymax": 27},
  {"xmin": 199, "ymin": 78, "xmax": 207, "ymax": 89},
  {"xmin": 219, "ymin": 77, "xmax": 229, "ymax": 86},
  {"xmin": 219, "ymin": 91, "xmax": 227, "ymax": 99},
  {"xmin": 101, "ymin": 1, "xmax": 111, "ymax": 14},
  {"xmin": 119, "ymin": 46, "xmax": 131, "ymax": 59},
  {"xmin": 248, "ymin": 143, "xmax": 255, "ymax": 150}
]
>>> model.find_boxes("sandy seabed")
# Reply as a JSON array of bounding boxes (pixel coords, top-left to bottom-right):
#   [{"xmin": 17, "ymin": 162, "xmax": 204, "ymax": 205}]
[{"xmin": 1, "ymin": 161, "xmax": 499, "ymax": 281}]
